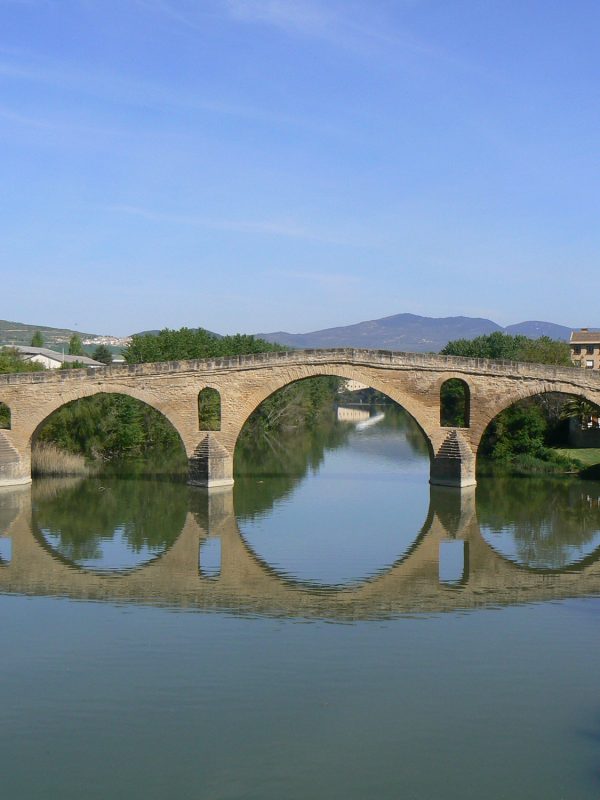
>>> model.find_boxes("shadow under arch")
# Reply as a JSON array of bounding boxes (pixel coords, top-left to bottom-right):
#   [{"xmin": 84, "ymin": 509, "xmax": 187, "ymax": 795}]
[{"xmin": 30, "ymin": 390, "xmax": 188, "ymax": 471}]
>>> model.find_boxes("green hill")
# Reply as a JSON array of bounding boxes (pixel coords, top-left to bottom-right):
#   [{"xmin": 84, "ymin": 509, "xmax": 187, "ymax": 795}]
[{"xmin": 0, "ymin": 319, "xmax": 99, "ymax": 350}]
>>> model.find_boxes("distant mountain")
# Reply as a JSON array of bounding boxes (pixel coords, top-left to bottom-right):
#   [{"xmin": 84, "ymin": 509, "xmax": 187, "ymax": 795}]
[
  {"xmin": 504, "ymin": 321, "xmax": 573, "ymax": 340},
  {"xmin": 257, "ymin": 313, "xmax": 575, "ymax": 353}
]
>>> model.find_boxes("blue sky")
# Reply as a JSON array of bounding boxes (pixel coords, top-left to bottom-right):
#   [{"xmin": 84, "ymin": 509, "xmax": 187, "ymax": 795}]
[{"xmin": 1, "ymin": 0, "xmax": 599, "ymax": 336}]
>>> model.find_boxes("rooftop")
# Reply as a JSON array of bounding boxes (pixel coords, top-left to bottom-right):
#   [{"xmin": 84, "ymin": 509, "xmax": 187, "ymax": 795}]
[{"xmin": 570, "ymin": 330, "xmax": 600, "ymax": 345}]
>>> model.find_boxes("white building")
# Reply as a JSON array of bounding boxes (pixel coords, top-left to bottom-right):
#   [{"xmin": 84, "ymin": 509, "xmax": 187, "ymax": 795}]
[{"xmin": 9, "ymin": 346, "xmax": 105, "ymax": 369}]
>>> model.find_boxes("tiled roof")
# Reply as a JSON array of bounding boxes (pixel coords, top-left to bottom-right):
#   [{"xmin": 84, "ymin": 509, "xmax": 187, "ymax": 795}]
[{"xmin": 570, "ymin": 331, "xmax": 600, "ymax": 345}]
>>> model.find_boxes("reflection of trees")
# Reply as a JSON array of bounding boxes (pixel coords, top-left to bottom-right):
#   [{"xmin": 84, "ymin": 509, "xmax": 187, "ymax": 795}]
[
  {"xmin": 234, "ymin": 411, "xmax": 351, "ymax": 521},
  {"xmin": 32, "ymin": 478, "xmax": 188, "ymax": 564},
  {"xmin": 477, "ymin": 477, "xmax": 600, "ymax": 568},
  {"xmin": 234, "ymin": 404, "xmax": 429, "ymax": 520}
]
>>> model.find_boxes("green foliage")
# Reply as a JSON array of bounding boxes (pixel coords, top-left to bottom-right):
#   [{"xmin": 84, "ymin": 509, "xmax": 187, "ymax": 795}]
[
  {"xmin": 479, "ymin": 397, "xmax": 580, "ymax": 474},
  {"xmin": 123, "ymin": 327, "xmax": 286, "ymax": 364},
  {"xmin": 0, "ymin": 347, "xmax": 44, "ymax": 374},
  {"xmin": 37, "ymin": 393, "xmax": 184, "ymax": 462},
  {"xmin": 560, "ymin": 396, "xmax": 600, "ymax": 426},
  {"xmin": 440, "ymin": 379, "xmax": 468, "ymax": 427},
  {"xmin": 92, "ymin": 345, "xmax": 113, "ymax": 365},
  {"xmin": 0, "ymin": 347, "xmax": 45, "ymax": 373},
  {"xmin": 68, "ymin": 333, "xmax": 83, "ymax": 356},
  {"xmin": 0, "ymin": 402, "xmax": 10, "ymax": 429},
  {"xmin": 31, "ymin": 331, "xmax": 44, "ymax": 347},
  {"xmin": 441, "ymin": 331, "xmax": 571, "ymax": 366},
  {"xmin": 199, "ymin": 388, "xmax": 221, "ymax": 431},
  {"xmin": 239, "ymin": 376, "xmax": 342, "ymax": 451},
  {"xmin": 60, "ymin": 360, "xmax": 86, "ymax": 370}
]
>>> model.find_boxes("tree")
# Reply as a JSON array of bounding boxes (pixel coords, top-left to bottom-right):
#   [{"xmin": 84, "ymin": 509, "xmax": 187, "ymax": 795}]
[
  {"xmin": 92, "ymin": 345, "xmax": 113, "ymax": 365},
  {"xmin": 68, "ymin": 334, "xmax": 83, "ymax": 356},
  {"xmin": 0, "ymin": 347, "xmax": 44, "ymax": 374},
  {"xmin": 441, "ymin": 331, "xmax": 571, "ymax": 366},
  {"xmin": 123, "ymin": 327, "xmax": 286, "ymax": 364},
  {"xmin": 31, "ymin": 331, "xmax": 44, "ymax": 347}
]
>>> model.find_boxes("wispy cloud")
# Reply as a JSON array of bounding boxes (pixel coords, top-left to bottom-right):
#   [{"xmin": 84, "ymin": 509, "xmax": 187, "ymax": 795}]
[
  {"xmin": 0, "ymin": 47, "xmax": 343, "ymax": 137},
  {"xmin": 109, "ymin": 204, "xmax": 360, "ymax": 245},
  {"xmin": 141, "ymin": 0, "xmax": 458, "ymax": 66}
]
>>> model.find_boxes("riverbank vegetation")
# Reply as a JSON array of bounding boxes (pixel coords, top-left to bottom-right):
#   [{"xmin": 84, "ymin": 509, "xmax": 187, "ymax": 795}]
[{"xmin": 442, "ymin": 332, "xmax": 595, "ymax": 475}]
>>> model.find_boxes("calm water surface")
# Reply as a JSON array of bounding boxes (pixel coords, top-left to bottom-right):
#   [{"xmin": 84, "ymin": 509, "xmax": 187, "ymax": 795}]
[{"xmin": 2, "ymin": 409, "xmax": 600, "ymax": 799}]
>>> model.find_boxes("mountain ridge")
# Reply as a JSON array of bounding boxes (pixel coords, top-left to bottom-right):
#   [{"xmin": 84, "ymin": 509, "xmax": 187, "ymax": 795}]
[{"xmin": 256, "ymin": 313, "xmax": 576, "ymax": 353}]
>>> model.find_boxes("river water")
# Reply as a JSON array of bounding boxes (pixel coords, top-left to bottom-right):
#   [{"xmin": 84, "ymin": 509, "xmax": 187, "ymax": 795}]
[{"xmin": 2, "ymin": 408, "xmax": 600, "ymax": 799}]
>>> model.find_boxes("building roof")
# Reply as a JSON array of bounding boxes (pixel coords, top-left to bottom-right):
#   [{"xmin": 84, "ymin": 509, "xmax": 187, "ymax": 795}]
[
  {"xmin": 570, "ymin": 330, "xmax": 600, "ymax": 345},
  {"xmin": 9, "ymin": 345, "xmax": 105, "ymax": 366}
]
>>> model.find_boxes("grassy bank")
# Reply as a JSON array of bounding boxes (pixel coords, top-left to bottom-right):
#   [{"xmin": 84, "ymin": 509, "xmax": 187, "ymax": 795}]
[
  {"xmin": 555, "ymin": 448, "xmax": 600, "ymax": 468},
  {"xmin": 32, "ymin": 443, "xmax": 93, "ymax": 477}
]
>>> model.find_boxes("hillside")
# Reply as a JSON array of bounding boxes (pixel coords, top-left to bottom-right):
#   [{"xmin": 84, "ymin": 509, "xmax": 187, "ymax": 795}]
[{"xmin": 257, "ymin": 314, "xmax": 574, "ymax": 353}]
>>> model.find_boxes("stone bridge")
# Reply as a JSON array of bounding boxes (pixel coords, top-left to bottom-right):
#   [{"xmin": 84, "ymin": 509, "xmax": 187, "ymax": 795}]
[
  {"xmin": 1, "ymin": 348, "xmax": 599, "ymax": 488},
  {"xmin": 2, "ymin": 484, "xmax": 600, "ymax": 619}
]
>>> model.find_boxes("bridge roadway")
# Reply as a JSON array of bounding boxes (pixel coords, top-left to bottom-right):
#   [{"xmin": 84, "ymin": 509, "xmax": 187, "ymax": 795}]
[
  {"xmin": 1, "ymin": 348, "xmax": 600, "ymax": 488},
  {"xmin": 1, "ymin": 484, "xmax": 600, "ymax": 619}
]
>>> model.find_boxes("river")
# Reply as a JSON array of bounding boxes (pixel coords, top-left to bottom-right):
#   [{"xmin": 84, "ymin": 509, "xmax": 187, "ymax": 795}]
[{"xmin": 1, "ymin": 406, "xmax": 600, "ymax": 798}]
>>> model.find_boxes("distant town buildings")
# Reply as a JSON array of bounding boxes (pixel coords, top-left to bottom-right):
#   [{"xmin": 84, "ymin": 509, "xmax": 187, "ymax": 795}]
[{"xmin": 570, "ymin": 329, "xmax": 600, "ymax": 369}]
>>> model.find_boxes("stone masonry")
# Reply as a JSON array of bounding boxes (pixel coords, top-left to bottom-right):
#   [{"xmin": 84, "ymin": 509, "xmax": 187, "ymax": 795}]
[{"xmin": 1, "ymin": 348, "xmax": 600, "ymax": 488}]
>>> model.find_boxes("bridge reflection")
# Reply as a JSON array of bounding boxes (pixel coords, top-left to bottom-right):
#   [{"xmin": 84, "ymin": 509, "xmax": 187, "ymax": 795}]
[{"xmin": 1, "ymin": 481, "xmax": 600, "ymax": 618}]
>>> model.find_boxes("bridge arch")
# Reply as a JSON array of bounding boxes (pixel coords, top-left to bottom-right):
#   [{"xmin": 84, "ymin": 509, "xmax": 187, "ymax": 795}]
[
  {"xmin": 29, "ymin": 390, "xmax": 188, "ymax": 475},
  {"xmin": 229, "ymin": 368, "xmax": 437, "ymax": 459},
  {"xmin": 471, "ymin": 381, "xmax": 600, "ymax": 449}
]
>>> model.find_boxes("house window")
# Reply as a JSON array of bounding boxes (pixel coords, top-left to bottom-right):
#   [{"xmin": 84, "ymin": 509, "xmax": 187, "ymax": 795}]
[
  {"xmin": 586, "ymin": 360, "xmax": 594, "ymax": 368},
  {"xmin": 587, "ymin": 347, "xmax": 594, "ymax": 355},
  {"xmin": 574, "ymin": 346, "xmax": 582, "ymax": 355}
]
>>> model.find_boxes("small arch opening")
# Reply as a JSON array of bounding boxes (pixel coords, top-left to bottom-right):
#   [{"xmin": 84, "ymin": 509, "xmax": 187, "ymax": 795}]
[
  {"xmin": 0, "ymin": 402, "xmax": 11, "ymax": 430},
  {"xmin": 440, "ymin": 379, "xmax": 470, "ymax": 428},
  {"xmin": 199, "ymin": 388, "xmax": 221, "ymax": 431}
]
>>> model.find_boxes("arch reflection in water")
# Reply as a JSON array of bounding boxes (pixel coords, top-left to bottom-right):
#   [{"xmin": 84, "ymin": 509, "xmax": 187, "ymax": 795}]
[
  {"xmin": 32, "ymin": 477, "xmax": 189, "ymax": 573},
  {"xmin": 477, "ymin": 477, "xmax": 600, "ymax": 572},
  {"xmin": 235, "ymin": 406, "xmax": 430, "ymax": 588},
  {"xmin": 4, "ymin": 479, "xmax": 600, "ymax": 615}
]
